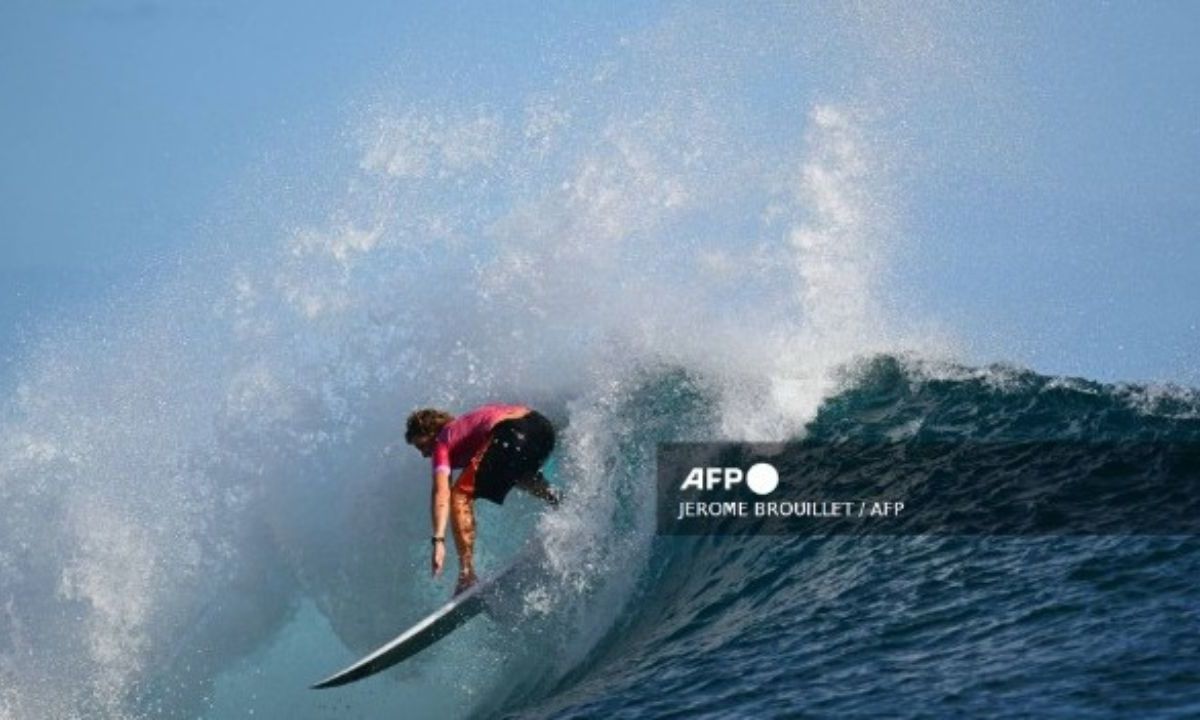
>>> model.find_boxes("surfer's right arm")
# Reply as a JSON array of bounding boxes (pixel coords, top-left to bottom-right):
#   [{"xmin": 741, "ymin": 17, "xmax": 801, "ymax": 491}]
[{"xmin": 430, "ymin": 445, "xmax": 452, "ymax": 576}]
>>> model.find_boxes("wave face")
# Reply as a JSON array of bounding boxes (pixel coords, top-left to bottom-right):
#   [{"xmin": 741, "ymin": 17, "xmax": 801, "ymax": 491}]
[
  {"xmin": 498, "ymin": 358, "xmax": 1200, "ymax": 719},
  {"xmin": 0, "ymin": 3, "xmax": 1197, "ymax": 719}
]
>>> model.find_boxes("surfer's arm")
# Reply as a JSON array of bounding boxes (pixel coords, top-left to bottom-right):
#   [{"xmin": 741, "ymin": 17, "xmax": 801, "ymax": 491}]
[
  {"xmin": 431, "ymin": 466, "xmax": 451, "ymax": 541},
  {"xmin": 430, "ymin": 442, "xmax": 453, "ymax": 539}
]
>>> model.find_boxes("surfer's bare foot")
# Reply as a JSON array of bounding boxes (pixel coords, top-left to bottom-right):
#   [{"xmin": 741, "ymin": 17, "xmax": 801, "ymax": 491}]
[{"xmin": 454, "ymin": 572, "xmax": 477, "ymax": 596}]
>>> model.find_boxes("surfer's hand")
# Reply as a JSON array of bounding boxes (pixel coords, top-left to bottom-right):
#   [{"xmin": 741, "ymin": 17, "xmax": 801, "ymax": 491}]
[{"xmin": 431, "ymin": 542, "xmax": 445, "ymax": 577}]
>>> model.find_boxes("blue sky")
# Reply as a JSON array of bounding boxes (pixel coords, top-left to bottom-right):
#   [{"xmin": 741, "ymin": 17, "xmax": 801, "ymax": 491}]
[
  {"xmin": 902, "ymin": 3, "xmax": 1200, "ymax": 382},
  {"xmin": 0, "ymin": 1, "xmax": 652, "ymax": 355},
  {"xmin": 0, "ymin": 1, "xmax": 646, "ymax": 270},
  {"xmin": 1, "ymin": 1, "xmax": 1197, "ymax": 384}
]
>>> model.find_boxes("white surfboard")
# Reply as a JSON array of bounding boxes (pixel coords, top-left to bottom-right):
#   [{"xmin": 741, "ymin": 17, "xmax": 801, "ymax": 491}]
[{"xmin": 311, "ymin": 552, "xmax": 529, "ymax": 689}]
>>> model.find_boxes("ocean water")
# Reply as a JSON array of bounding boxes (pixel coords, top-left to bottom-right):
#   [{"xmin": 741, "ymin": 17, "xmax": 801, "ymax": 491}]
[{"xmin": 2, "ymin": 3, "xmax": 1198, "ymax": 719}]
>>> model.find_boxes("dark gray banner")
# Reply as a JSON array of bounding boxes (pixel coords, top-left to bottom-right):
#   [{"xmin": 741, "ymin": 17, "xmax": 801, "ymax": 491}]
[{"xmin": 656, "ymin": 441, "xmax": 1200, "ymax": 535}]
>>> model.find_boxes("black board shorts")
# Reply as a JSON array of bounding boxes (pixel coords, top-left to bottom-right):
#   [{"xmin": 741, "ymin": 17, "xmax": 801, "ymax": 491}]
[{"xmin": 473, "ymin": 411, "xmax": 556, "ymax": 505}]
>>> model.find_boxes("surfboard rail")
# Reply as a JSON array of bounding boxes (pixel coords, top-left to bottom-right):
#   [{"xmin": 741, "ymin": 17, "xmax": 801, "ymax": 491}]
[{"xmin": 311, "ymin": 552, "xmax": 528, "ymax": 689}]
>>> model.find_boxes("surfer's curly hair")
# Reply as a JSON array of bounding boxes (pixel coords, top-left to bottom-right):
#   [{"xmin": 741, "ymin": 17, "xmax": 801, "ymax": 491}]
[{"xmin": 405, "ymin": 408, "xmax": 454, "ymax": 444}]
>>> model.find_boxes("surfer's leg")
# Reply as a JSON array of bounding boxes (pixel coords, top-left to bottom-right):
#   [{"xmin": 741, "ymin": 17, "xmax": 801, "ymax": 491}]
[
  {"xmin": 515, "ymin": 471, "xmax": 559, "ymax": 507},
  {"xmin": 449, "ymin": 487, "xmax": 477, "ymax": 593}
]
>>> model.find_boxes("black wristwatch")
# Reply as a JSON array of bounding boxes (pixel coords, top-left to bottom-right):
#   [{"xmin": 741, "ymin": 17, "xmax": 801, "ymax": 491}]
[{"xmin": 431, "ymin": 536, "xmax": 445, "ymax": 545}]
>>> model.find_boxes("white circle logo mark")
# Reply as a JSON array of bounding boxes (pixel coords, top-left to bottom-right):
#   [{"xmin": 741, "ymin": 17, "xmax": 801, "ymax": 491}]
[{"xmin": 746, "ymin": 463, "xmax": 779, "ymax": 495}]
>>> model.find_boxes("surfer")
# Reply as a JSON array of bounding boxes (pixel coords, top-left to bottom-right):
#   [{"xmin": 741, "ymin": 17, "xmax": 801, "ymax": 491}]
[{"xmin": 405, "ymin": 404, "xmax": 559, "ymax": 595}]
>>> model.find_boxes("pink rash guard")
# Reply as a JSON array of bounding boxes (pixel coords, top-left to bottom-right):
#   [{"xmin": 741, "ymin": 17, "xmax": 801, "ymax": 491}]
[{"xmin": 431, "ymin": 404, "xmax": 530, "ymax": 475}]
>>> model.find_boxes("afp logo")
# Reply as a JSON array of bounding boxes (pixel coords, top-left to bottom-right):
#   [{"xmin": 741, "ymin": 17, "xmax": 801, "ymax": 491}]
[{"xmin": 679, "ymin": 462, "xmax": 779, "ymax": 496}]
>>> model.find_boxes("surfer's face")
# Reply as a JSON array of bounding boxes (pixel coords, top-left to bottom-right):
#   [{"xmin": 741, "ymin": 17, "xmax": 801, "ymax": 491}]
[{"xmin": 411, "ymin": 435, "xmax": 436, "ymax": 458}]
